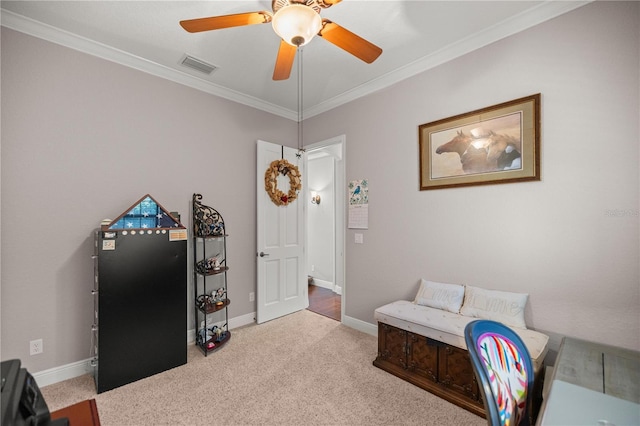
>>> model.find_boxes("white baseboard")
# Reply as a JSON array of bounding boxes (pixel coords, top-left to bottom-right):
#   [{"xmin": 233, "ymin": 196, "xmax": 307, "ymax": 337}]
[
  {"xmin": 310, "ymin": 278, "xmax": 333, "ymax": 290},
  {"xmin": 229, "ymin": 311, "xmax": 257, "ymax": 329},
  {"xmin": 33, "ymin": 358, "xmax": 94, "ymax": 388},
  {"xmin": 310, "ymin": 279, "xmax": 342, "ymax": 296},
  {"xmin": 342, "ymin": 315, "xmax": 377, "ymax": 337}
]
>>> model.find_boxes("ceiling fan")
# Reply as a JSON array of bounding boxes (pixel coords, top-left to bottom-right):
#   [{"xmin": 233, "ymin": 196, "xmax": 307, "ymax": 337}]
[{"xmin": 180, "ymin": 0, "xmax": 383, "ymax": 81}]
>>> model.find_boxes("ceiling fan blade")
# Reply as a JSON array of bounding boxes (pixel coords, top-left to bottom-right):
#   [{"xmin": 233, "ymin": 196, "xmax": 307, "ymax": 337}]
[
  {"xmin": 273, "ymin": 40, "xmax": 297, "ymax": 81},
  {"xmin": 319, "ymin": 20, "xmax": 382, "ymax": 64},
  {"xmin": 180, "ymin": 12, "xmax": 271, "ymax": 33}
]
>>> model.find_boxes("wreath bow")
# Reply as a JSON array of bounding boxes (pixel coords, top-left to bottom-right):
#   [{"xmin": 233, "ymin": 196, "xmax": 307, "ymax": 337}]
[{"xmin": 264, "ymin": 159, "xmax": 302, "ymax": 206}]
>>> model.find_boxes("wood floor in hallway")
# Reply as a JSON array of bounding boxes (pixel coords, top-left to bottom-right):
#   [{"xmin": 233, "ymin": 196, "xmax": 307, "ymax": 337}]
[{"xmin": 307, "ymin": 284, "xmax": 341, "ymax": 321}]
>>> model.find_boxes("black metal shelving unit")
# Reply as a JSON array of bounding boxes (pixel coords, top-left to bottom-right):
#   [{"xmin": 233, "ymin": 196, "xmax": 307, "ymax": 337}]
[{"xmin": 192, "ymin": 193, "xmax": 230, "ymax": 355}]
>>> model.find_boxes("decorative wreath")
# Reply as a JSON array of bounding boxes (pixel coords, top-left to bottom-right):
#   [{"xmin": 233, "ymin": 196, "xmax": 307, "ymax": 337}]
[{"xmin": 264, "ymin": 159, "xmax": 302, "ymax": 206}]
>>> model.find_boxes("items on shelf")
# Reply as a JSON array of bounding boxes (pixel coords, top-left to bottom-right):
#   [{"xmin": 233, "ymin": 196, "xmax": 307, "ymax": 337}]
[
  {"xmin": 196, "ymin": 325, "xmax": 230, "ymax": 351},
  {"xmin": 195, "ymin": 256, "xmax": 225, "ymax": 275}
]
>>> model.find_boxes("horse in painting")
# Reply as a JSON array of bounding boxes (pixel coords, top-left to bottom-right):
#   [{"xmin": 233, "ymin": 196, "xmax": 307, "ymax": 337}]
[
  {"xmin": 435, "ymin": 130, "xmax": 472, "ymax": 157},
  {"xmin": 435, "ymin": 130, "xmax": 522, "ymax": 173},
  {"xmin": 484, "ymin": 131, "xmax": 521, "ymax": 170}
]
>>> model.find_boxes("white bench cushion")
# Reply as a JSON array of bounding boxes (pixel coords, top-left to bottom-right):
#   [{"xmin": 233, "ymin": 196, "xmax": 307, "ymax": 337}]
[{"xmin": 374, "ymin": 300, "xmax": 549, "ymax": 370}]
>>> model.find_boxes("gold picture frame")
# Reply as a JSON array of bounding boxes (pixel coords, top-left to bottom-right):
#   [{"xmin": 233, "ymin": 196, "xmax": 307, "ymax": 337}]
[{"xmin": 419, "ymin": 94, "xmax": 540, "ymax": 190}]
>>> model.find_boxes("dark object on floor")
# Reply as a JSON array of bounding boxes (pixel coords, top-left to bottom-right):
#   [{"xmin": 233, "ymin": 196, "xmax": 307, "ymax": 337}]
[
  {"xmin": 94, "ymin": 195, "xmax": 187, "ymax": 393},
  {"xmin": 94, "ymin": 229, "xmax": 187, "ymax": 393},
  {"xmin": 0, "ymin": 359, "xmax": 68, "ymax": 426}
]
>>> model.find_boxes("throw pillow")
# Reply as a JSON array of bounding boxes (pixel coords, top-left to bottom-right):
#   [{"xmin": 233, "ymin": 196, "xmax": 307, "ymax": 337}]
[
  {"xmin": 414, "ymin": 279, "xmax": 465, "ymax": 313},
  {"xmin": 460, "ymin": 285, "xmax": 528, "ymax": 329}
]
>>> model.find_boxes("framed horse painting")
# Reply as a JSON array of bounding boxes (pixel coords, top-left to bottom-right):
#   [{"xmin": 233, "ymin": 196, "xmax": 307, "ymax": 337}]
[{"xmin": 419, "ymin": 94, "xmax": 540, "ymax": 190}]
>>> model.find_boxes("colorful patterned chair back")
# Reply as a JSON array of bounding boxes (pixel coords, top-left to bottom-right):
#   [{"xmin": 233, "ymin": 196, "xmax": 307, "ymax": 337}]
[{"xmin": 464, "ymin": 320, "xmax": 534, "ymax": 426}]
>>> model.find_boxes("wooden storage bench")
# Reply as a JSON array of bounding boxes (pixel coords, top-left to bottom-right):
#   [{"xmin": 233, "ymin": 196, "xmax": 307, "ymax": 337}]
[
  {"xmin": 373, "ymin": 300, "xmax": 549, "ymax": 419},
  {"xmin": 374, "ymin": 322, "xmax": 485, "ymax": 416}
]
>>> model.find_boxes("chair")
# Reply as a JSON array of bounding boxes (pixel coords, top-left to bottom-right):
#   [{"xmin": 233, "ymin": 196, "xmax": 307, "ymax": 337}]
[{"xmin": 464, "ymin": 320, "xmax": 534, "ymax": 426}]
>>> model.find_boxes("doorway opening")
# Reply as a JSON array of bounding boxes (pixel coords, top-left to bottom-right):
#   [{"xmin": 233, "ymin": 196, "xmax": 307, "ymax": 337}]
[
  {"xmin": 307, "ymin": 282, "xmax": 341, "ymax": 321},
  {"xmin": 304, "ymin": 136, "xmax": 345, "ymax": 322}
]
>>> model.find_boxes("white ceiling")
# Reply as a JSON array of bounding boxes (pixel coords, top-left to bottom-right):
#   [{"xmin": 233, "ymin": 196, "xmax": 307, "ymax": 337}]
[{"xmin": 1, "ymin": 1, "xmax": 588, "ymax": 120}]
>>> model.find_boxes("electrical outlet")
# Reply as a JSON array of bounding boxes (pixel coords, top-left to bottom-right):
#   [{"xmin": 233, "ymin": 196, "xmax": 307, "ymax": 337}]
[
  {"xmin": 249, "ymin": 292, "xmax": 255, "ymax": 302},
  {"xmin": 311, "ymin": 264, "xmax": 315, "ymax": 272},
  {"xmin": 30, "ymin": 339, "xmax": 43, "ymax": 355}
]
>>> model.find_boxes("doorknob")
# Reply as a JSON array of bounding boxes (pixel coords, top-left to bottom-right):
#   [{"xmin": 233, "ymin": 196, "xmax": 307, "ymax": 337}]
[{"xmin": 258, "ymin": 251, "xmax": 269, "ymax": 257}]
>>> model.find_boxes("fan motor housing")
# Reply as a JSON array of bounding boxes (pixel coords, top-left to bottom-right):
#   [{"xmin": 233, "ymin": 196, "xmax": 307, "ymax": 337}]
[{"xmin": 273, "ymin": 0, "xmax": 324, "ymax": 14}]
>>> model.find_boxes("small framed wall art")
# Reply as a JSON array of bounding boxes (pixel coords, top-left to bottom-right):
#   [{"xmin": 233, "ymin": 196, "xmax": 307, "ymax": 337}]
[{"xmin": 419, "ymin": 94, "xmax": 540, "ymax": 190}]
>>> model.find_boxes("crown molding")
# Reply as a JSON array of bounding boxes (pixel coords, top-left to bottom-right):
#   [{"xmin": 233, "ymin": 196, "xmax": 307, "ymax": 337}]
[
  {"xmin": 2, "ymin": 1, "xmax": 589, "ymax": 122},
  {"xmin": 304, "ymin": 1, "xmax": 591, "ymax": 119},
  {"xmin": 1, "ymin": 9, "xmax": 297, "ymax": 120}
]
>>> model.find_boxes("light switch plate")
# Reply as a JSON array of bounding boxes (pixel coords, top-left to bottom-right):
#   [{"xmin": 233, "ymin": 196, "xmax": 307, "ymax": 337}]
[{"xmin": 355, "ymin": 233, "xmax": 363, "ymax": 244}]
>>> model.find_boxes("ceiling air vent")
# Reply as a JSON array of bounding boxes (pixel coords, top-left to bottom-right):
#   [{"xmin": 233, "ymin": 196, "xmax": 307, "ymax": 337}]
[{"xmin": 180, "ymin": 55, "xmax": 217, "ymax": 75}]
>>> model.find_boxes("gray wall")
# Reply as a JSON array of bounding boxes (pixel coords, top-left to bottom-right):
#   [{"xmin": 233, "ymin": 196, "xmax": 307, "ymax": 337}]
[
  {"xmin": 305, "ymin": 1, "xmax": 639, "ymax": 352},
  {"xmin": 1, "ymin": 26, "xmax": 296, "ymax": 373},
  {"xmin": 1, "ymin": 1, "xmax": 638, "ymax": 378}
]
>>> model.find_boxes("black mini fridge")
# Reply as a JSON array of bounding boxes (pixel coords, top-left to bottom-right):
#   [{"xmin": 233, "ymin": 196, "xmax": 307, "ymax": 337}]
[{"xmin": 93, "ymin": 194, "xmax": 187, "ymax": 393}]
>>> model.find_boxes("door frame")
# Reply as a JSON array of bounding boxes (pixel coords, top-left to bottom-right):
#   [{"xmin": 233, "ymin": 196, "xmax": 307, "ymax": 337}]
[{"xmin": 304, "ymin": 135, "xmax": 346, "ymax": 322}]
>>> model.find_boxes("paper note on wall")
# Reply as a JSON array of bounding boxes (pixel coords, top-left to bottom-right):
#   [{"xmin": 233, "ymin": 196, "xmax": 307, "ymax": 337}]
[{"xmin": 348, "ymin": 179, "xmax": 368, "ymax": 229}]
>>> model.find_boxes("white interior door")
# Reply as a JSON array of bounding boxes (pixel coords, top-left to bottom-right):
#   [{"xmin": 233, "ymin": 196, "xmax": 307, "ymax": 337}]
[{"xmin": 256, "ymin": 140, "xmax": 307, "ymax": 324}]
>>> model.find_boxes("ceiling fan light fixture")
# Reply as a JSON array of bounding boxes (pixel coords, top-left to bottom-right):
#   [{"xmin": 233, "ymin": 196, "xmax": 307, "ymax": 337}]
[{"xmin": 272, "ymin": 4, "xmax": 322, "ymax": 47}]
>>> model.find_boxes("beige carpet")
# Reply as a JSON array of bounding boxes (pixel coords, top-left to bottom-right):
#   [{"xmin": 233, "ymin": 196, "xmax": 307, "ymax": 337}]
[{"xmin": 41, "ymin": 310, "xmax": 485, "ymax": 425}]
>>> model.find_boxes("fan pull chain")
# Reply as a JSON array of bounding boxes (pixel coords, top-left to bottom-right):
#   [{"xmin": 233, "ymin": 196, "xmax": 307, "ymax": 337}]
[{"xmin": 296, "ymin": 46, "xmax": 304, "ymax": 159}]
